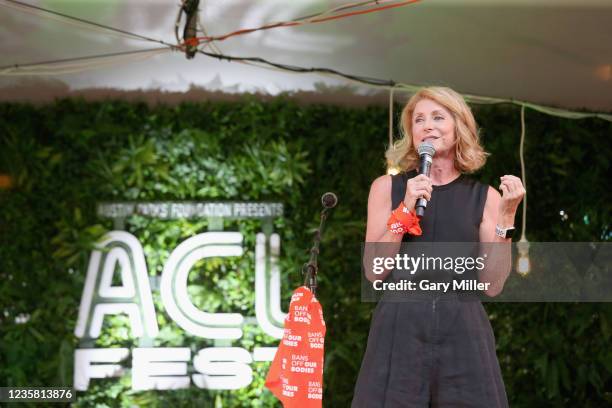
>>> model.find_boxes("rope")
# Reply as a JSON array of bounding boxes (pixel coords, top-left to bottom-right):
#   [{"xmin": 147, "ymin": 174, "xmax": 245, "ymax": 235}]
[{"xmin": 519, "ymin": 105, "xmax": 527, "ymax": 240}]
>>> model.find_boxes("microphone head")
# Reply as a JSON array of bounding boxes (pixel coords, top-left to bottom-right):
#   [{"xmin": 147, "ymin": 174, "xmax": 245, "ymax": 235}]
[
  {"xmin": 321, "ymin": 192, "xmax": 338, "ymax": 209},
  {"xmin": 417, "ymin": 141, "xmax": 436, "ymax": 157}
]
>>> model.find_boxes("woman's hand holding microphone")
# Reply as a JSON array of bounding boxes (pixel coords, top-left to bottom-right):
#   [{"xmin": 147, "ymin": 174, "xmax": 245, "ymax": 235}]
[{"xmin": 403, "ymin": 174, "xmax": 433, "ymax": 211}]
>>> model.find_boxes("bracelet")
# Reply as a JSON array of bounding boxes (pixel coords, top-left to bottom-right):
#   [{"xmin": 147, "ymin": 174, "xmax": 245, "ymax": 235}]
[{"xmin": 387, "ymin": 202, "xmax": 422, "ymax": 236}]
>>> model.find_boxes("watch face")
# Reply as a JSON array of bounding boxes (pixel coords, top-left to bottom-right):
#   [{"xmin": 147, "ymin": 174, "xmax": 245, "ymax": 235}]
[{"xmin": 496, "ymin": 226, "xmax": 516, "ymax": 239}]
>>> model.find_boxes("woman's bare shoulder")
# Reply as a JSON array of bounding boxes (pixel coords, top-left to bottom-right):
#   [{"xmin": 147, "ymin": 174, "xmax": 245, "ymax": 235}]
[{"xmin": 370, "ymin": 174, "xmax": 392, "ymax": 194}]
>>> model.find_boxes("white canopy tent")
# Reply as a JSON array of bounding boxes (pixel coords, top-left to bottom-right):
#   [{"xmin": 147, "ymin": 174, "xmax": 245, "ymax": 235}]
[{"xmin": 1, "ymin": 0, "xmax": 611, "ymax": 113}]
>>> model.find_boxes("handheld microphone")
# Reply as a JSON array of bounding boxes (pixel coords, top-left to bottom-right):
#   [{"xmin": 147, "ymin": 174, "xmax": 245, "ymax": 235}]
[{"xmin": 415, "ymin": 141, "xmax": 436, "ymax": 217}]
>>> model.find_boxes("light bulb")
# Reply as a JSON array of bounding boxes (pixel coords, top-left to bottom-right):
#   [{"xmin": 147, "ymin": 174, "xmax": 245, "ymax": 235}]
[
  {"xmin": 517, "ymin": 255, "xmax": 530, "ymax": 275},
  {"xmin": 516, "ymin": 236, "xmax": 530, "ymax": 276}
]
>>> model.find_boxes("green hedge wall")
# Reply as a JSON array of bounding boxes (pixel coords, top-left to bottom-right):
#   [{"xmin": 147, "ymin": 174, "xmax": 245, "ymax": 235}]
[{"xmin": 0, "ymin": 96, "xmax": 610, "ymax": 407}]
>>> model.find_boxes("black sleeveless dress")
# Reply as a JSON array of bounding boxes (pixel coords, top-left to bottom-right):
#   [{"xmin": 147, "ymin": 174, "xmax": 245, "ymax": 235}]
[{"xmin": 351, "ymin": 170, "xmax": 509, "ymax": 408}]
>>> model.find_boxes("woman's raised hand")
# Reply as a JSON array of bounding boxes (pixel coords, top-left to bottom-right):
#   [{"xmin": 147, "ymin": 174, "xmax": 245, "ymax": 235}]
[{"xmin": 498, "ymin": 175, "xmax": 526, "ymax": 217}]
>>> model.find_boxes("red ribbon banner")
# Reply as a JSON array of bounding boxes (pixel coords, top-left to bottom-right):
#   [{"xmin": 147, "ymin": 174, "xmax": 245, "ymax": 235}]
[{"xmin": 265, "ymin": 286, "xmax": 326, "ymax": 407}]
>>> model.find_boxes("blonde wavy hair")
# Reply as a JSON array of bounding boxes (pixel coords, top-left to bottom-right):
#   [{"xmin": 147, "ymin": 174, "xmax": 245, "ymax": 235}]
[{"xmin": 386, "ymin": 87, "xmax": 488, "ymax": 173}]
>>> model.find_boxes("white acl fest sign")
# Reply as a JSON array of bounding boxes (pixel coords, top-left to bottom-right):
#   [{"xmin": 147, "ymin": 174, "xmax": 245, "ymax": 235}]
[{"xmin": 74, "ymin": 202, "xmax": 286, "ymax": 391}]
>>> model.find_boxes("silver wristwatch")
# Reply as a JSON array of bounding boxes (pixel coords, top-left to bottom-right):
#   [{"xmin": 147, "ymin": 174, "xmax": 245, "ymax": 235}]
[{"xmin": 495, "ymin": 225, "xmax": 515, "ymax": 239}]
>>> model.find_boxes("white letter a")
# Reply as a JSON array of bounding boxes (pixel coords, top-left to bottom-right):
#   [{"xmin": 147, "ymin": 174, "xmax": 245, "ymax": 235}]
[{"xmin": 75, "ymin": 231, "xmax": 158, "ymax": 339}]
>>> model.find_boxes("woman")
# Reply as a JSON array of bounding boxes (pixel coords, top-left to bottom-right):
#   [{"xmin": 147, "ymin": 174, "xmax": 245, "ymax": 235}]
[{"xmin": 352, "ymin": 87, "xmax": 525, "ymax": 407}]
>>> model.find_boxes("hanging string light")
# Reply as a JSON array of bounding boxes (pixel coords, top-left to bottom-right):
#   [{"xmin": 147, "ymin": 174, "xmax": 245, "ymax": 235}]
[{"xmin": 516, "ymin": 105, "xmax": 530, "ymax": 276}]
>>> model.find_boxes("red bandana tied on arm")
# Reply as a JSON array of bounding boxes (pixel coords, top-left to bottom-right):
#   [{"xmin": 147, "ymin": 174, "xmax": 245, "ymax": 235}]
[
  {"xmin": 387, "ymin": 202, "xmax": 423, "ymax": 235},
  {"xmin": 265, "ymin": 286, "xmax": 326, "ymax": 407}
]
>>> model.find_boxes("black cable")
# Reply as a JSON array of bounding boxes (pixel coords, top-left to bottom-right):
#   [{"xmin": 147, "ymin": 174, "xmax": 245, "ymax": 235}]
[
  {"xmin": 5, "ymin": 0, "xmax": 379, "ymax": 45},
  {"xmin": 197, "ymin": 49, "xmax": 396, "ymax": 87},
  {"xmin": 0, "ymin": 47, "xmax": 171, "ymax": 70},
  {"xmin": 4, "ymin": 0, "xmax": 177, "ymax": 48}
]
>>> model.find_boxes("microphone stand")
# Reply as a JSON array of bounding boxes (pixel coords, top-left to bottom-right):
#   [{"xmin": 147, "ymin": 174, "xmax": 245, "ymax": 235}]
[{"xmin": 302, "ymin": 196, "xmax": 336, "ymax": 296}]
